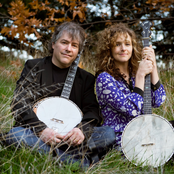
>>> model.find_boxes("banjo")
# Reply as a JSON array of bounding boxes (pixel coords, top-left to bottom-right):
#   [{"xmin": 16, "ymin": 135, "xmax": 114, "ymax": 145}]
[
  {"xmin": 121, "ymin": 21, "xmax": 174, "ymax": 167},
  {"xmin": 33, "ymin": 50, "xmax": 84, "ymax": 136}
]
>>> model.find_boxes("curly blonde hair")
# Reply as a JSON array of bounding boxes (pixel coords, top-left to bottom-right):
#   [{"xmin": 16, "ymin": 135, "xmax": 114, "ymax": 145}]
[{"xmin": 93, "ymin": 23, "xmax": 143, "ymax": 79}]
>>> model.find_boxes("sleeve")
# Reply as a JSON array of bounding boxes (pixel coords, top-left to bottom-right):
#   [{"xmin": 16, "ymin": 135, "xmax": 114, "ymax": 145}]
[
  {"xmin": 96, "ymin": 72, "xmax": 144, "ymax": 117},
  {"xmin": 151, "ymin": 81, "xmax": 166, "ymax": 108},
  {"xmin": 11, "ymin": 60, "xmax": 47, "ymax": 134},
  {"xmin": 80, "ymin": 72, "xmax": 103, "ymax": 138},
  {"xmin": 81, "ymin": 73, "xmax": 102, "ymax": 124}
]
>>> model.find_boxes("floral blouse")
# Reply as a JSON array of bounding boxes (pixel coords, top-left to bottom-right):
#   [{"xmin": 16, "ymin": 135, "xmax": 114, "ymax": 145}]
[{"xmin": 96, "ymin": 72, "xmax": 166, "ymax": 147}]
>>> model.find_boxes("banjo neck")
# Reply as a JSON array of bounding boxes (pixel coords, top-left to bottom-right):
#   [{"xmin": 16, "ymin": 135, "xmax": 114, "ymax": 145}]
[
  {"xmin": 61, "ymin": 40, "xmax": 86, "ymax": 99},
  {"xmin": 141, "ymin": 21, "xmax": 152, "ymax": 115},
  {"xmin": 143, "ymin": 73, "xmax": 151, "ymax": 114},
  {"xmin": 61, "ymin": 55, "xmax": 80, "ymax": 99}
]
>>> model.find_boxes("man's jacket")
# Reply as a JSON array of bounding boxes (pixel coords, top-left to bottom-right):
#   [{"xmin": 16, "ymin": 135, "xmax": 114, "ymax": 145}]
[{"xmin": 11, "ymin": 56, "xmax": 102, "ymax": 136}]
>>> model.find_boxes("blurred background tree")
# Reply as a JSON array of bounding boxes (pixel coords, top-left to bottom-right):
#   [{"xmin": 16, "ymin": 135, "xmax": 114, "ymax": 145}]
[{"xmin": 0, "ymin": 0, "xmax": 173, "ymax": 61}]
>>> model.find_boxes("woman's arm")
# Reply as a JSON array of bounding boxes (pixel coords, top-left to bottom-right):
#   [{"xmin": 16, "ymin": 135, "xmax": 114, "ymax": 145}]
[
  {"xmin": 96, "ymin": 72, "xmax": 144, "ymax": 117},
  {"xmin": 140, "ymin": 45, "xmax": 166, "ymax": 107},
  {"xmin": 142, "ymin": 45, "xmax": 159, "ymax": 85}
]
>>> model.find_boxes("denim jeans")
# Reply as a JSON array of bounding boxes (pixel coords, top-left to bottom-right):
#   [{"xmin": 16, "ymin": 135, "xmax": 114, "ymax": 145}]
[{"xmin": 6, "ymin": 126, "xmax": 115, "ymax": 167}]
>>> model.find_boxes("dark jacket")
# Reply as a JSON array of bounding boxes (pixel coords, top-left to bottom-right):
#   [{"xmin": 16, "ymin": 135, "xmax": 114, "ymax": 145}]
[{"xmin": 11, "ymin": 56, "xmax": 102, "ymax": 137}]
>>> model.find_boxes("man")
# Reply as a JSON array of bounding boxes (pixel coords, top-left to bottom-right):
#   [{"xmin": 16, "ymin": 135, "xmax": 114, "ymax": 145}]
[{"xmin": 6, "ymin": 22, "xmax": 115, "ymax": 167}]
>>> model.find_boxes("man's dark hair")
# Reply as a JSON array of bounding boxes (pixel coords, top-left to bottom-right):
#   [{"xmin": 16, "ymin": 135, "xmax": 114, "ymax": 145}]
[{"xmin": 48, "ymin": 21, "xmax": 86, "ymax": 54}]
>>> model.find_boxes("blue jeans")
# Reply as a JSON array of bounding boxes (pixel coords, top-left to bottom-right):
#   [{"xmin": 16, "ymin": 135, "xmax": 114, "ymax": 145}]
[{"xmin": 6, "ymin": 126, "xmax": 115, "ymax": 167}]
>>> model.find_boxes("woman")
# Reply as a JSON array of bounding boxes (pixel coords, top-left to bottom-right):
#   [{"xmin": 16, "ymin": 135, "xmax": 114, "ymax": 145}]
[{"xmin": 94, "ymin": 23, "xmax": 166, "ymax": 149}]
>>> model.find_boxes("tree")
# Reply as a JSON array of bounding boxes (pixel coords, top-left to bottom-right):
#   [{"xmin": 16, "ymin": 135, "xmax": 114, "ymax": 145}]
[
  {"xmin": 0, "ymin": 0, "xmax": 174, "ymax": 60},
  {"xmin": 0, "ymin": 0, "xmax": 87, "ymax": 56}
]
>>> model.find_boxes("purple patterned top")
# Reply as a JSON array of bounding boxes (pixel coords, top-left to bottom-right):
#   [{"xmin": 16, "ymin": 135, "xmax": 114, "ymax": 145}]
[{"xmin": 96, "ymin": 72, "xmax": 166, "ymax": 147}]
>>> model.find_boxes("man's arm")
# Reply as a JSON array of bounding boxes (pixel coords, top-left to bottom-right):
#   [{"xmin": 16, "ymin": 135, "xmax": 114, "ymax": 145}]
[
  {"xmin": 78, "ymin": 69, "xmax": 103, "ymax": 141},
  {"xmin": 11, "ymin": 59, "xmax": 47, "ymax": 133}
]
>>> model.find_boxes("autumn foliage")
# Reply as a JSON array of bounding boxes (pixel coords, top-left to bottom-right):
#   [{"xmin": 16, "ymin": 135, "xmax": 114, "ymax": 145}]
[
  {"xmin": 0, "ymin": 0, "xmax": 173, "ymax": 60},
  {"xmin": 146, "ymin": 0, "xmax": 173, "ymax": 11},
  {"xmin": 1, "ymin": 0, "xmax": 86, "ymax": 46}
]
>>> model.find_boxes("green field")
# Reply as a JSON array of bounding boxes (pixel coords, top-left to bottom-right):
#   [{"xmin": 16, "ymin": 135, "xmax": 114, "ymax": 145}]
[{"xmin": 0, "ymin": 52, "xmax": 174, "ymax": 173}]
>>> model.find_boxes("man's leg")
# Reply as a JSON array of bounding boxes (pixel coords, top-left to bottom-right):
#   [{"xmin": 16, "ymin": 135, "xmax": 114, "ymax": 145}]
[
  {"xmin": 87, "ymin": 126, "xmax": 116, "ymax": 163},
  {"xmin": 6, "ymin": 127, "xmax": 54, "ymax": 153},
  {"xmin": 6, "ymin": 127, "xmax": 90, "ymax": 167}
]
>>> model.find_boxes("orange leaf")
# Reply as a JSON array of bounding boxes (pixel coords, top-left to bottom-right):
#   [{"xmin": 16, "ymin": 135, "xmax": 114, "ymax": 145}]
[
  {"xmin": 14, "ymin": 19, "xmax": 25, "ymax": 25},
  {"xmin": 10, "ymin": 26, "xmax": 18, "ymax": 39},
  {"xmin": 66, "ymin": 17, "xmax": 72, "ymax": 22},
  {"xmin": 45, "ymin": 0, "xmax": 50, "ymax": 5},
  {"xmin": 73, "ymin": 11, "xmax": 78, "ymax": 19},
  {"xmin": 82, "ymin": 3, "xmax": 87, "ymax": 8},
  {"xmin": 78, "ymin": 61, "xmax": 84, "ymax": 69},
  {"xmin": 105, "ymin": 22, "xmax": 112, "ymax": 26},
  {"xmin": 152, "ymin": 2, "xmax": 157, "ymax": 5},
  {"xmin": 65, "ymin": 0, "xmax": 69, "ymax": 6},
  {"xmin": 54, "ymin": 17, "xmax": 65, "ymax": 23},
  {"xmin": 48, "ymin": 26, "xmax": 55, "ymax": 32},
  {"xmin": 28, "ymin": 17, "xmax": 41, "ymax": 27},
  {"xmin": 73, "ymin": 10, "xmax": 83, "ymax": 19},
  {"xmin": 146, "ymin": 0, "xmax": 151, "ymax": 4},
  {"xmin": 70, "ymin": 2, "xmax": 76, "ymax": 9},
  {"xmin": 1, "ymin": 27, "xmax": 11, "ymax": 35},
  {"xmin": 10, "ymin": 59, "xmax": 23, "ymax": 68},
  {"xmin": 34, "ymin": 30, "xmax": 41, "ymax": 39},
  {"xmin": 2, "ymin": 94, "xmax": 6, "ymax": 99},
  {"xmin": 29, "ymin": 0, "xmax": 40, "ymax": 10},
  {"xmin": 58, "ymin": 0, "xmax": 65, "ymax": 4}
]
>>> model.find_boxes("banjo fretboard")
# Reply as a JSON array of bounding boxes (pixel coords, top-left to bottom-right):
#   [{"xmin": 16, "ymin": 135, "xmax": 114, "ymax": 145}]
[
  {"xmin": 61, "ymin": 55, "xmax": 80, "ymax": 99},
  {"xmin": 141, "ymin": 21, "xmax": 152, "ymax": 115},
  {"xmin": 61, "ymin": 39, "xmax": 86, "ymax": 99}
]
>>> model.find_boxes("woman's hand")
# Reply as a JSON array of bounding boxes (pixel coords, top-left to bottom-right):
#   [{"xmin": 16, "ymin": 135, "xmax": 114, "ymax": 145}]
[
  {"xmin": 135, "ymin": 45, "xmax": 154, "ymax": 90},
  {"xmin": 135, "ymin": 45, "xmax": 159, "ymax": 90},
  {"xmin": 142, "ymin": 45, "xmax": 159, "ymax": 85},
  {"xmin": 138, "ymin": 58, "xmax": 153, "ymax": 77},
  {"xmin": 142, "ymin": 45, "xmax": 156, "ymax": 69}
]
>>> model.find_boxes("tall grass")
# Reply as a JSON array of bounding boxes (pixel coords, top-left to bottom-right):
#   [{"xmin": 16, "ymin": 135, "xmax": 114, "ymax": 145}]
[{"xmin": 0, "ymin": 52, "xmax": 174, "ymax": 173}]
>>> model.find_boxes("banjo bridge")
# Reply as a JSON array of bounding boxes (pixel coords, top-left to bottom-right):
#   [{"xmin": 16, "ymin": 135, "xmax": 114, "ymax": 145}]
[
  {"xmin": 51, "ymin": 118, "xmax": 64, "ymax": 124},
  {"xmin": 141, "ymin": 142, "xmax": 154, "ymax": 147}
]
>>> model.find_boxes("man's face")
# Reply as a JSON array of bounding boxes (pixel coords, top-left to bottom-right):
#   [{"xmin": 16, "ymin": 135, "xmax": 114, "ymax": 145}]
[{"xmin": 52, "ymin": 32, "xmax": 79, "ymax": 68}]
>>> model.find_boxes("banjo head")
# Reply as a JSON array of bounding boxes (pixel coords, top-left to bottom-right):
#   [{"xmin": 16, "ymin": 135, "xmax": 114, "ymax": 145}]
[
  {"xmin": 121, "ymin": 114, "xmax": 174, "ymax": 167},
  {"xmin": 33, "ymin": 96, "xmax": 83, "ymax": 135}
]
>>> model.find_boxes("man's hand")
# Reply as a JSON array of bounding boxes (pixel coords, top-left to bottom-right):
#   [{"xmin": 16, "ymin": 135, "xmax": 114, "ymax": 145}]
[
  {"xmin": 63, "ymin": 128, "xmax": 85, "ymax": 146},
  {"xmin": 39, "ymin": 127, "xmax": 64, "ymax": 146}
]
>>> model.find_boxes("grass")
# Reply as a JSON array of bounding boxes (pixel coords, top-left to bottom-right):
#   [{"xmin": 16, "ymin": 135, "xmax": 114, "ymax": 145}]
[
  {"xmin": 0, "ymin": 145, "xmax": 84, "ymax": 173},
  {"xmin": 0, "ymin": 52, "xmax": 174, "ymax": 173}
]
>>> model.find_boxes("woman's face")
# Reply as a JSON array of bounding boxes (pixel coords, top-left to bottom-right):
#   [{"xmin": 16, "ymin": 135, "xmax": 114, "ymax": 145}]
[{"xmin": 111, "ymin": 33, "xmax": 133, "ymax": 65}]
